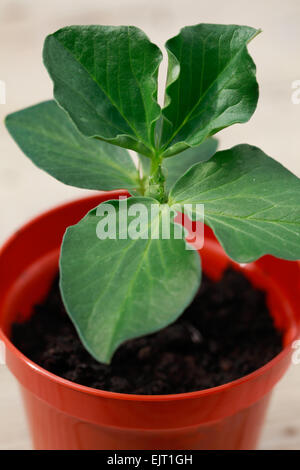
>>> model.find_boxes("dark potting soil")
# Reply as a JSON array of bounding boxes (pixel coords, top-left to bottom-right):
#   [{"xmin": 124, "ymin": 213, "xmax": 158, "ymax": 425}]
[{"xmin": 11, "ymin": 268, "xmax": 283, "ymax": 395}]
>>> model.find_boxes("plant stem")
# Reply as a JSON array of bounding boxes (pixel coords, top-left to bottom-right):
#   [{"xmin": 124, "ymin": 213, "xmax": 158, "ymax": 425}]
[{"xmin": 147, "ymin": 152, "xmax": 167, "ymax": 203}]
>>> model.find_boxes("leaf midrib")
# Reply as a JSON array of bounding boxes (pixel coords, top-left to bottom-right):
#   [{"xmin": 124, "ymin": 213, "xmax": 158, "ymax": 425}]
[
  {"xmin": 51, "ymin": 33, "xmax": 154, "ymax": 151},
  {"xmin": 88, "ymin": 207, "xmax": 162, "ymax": 358},
  {"xmin": 10, "ymin": 120, "xmax": 138, "ymax": 182},
  {"xmin": 162, "ymin": 30, "xmax": 256, "ymax": 150},
  {"xmin": 206, "ymin": 211, "xmax": 300, "ymax": 227},
  {"xmin": 206, "ymin": 213, "xmax": 300, "ymax": 255}
]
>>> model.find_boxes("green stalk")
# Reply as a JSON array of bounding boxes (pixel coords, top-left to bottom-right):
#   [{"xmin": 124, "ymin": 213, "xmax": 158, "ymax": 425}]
[{"xmin": 146, "ymin": 152, "xmax": 167, "ymax": 203}]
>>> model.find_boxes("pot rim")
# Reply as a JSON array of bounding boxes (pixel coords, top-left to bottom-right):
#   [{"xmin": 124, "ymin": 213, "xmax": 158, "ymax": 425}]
[{"xmin": 0, "ymin": 193, "xmax": 298, "ymax": 403}]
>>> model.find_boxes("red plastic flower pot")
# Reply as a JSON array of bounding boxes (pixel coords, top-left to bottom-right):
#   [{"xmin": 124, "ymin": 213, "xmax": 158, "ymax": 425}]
[{"xmin": 0, "ymin": 191, "xmax": 300, "ymax": 450}]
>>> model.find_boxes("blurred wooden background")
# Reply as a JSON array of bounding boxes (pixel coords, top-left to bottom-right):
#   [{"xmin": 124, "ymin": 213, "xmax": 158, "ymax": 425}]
[{"xmin": 0, "ymin": 0, "xmax": 300, "ymax": 449}]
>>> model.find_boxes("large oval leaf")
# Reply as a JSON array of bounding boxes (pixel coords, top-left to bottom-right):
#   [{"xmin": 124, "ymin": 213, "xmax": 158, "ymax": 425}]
[
  {"xmin": 5, "ymin": 100, "xmax": 139, "ymax": 191},
  {"xmin": 161, "ymin": 24, "xmax": 260, "ymax": 157},
  {"xmin": 60, "ymin": 197, "xmax": 201, "ymax": 363},
  {"xmin": 43, "ymin": 26, "xmax": 162, "ymax": 156},
  {"xmin": 170, "ymin": 144, "xmax": 300, "ymax": 262}
]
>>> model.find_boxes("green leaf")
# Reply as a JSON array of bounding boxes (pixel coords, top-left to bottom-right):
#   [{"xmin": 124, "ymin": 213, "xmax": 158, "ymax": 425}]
[
  {"xmin": 43, "ymin": 25, "xmax": 162, "ymax": 156},
  {"xmin": 60, "ymin": 197, "xmax": 201, "ymax": 363},
  {"xmin": 5, "ymin": 100, "xmax": 139, "ymax": 191},
  {"xmin": 140, "ymin": 138, "xmax": 218, "ymax": 192},
  {"xmin": 169, "ymin": 144, "xmax": 300, "ymax": 262},
  {"xmin": 161, "ymin": 24, "xmax": 260, "ymax": 157}
]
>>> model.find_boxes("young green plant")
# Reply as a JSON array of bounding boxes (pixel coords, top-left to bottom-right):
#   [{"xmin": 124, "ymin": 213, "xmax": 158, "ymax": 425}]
[{"xmin": 5, "ymin": 24, "xmax": 300, "ymax": 363}]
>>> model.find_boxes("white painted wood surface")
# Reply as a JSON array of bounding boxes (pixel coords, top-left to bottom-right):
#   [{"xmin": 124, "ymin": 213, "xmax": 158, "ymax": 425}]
[{"xmin": 0, "ymin": 0, "xmax": 299, "ymax": 450}]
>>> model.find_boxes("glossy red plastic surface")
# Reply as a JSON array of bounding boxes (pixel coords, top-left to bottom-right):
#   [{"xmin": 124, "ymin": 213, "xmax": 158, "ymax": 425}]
[{"xmin": 0, "ymin": 191, "xmax": 299, "ymax": 450}]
